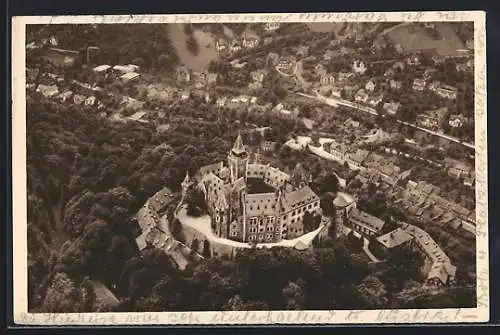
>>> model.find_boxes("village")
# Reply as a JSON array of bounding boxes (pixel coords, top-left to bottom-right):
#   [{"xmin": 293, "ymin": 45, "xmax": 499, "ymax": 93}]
[{"xmin": 25, "ymin": 21, "xmax": 477, "ymax": 309}]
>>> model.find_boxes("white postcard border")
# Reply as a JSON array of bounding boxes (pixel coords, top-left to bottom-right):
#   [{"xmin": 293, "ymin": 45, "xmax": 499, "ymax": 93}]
[{"xmin": 12, "ymin": 11, "xmax": 488, "ymax": 325}]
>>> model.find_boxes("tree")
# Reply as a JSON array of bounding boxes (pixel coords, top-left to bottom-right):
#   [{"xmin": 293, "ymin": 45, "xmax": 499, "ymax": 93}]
[
  {"xmin": 202, "ymin": 240, "xmax": 211, "ymax": 259},
  {"xmin": 355, "ymin": 275, "xmax": 389, "ymax": 308}
]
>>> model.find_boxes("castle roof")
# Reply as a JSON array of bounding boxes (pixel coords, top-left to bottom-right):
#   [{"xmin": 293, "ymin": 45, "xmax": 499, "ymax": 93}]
[{"xmin": 349, "ymin": 208, "xmax": 386, "ymax": 233}]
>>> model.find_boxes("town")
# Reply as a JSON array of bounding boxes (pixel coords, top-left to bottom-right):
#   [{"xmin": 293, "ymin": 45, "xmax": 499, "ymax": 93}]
[{"xmin": 25, "ymin": 21, "xmax": 477, "ymax": 312}]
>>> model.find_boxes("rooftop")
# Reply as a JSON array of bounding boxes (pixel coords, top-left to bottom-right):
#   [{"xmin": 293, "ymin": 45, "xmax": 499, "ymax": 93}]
[
  {"xmin": 349, "ymin": 208, "xmax": 386, "ymax": 232},
  {"xmin": 376, "ymin": 227, "xmax": 414, "ymax": 248}
]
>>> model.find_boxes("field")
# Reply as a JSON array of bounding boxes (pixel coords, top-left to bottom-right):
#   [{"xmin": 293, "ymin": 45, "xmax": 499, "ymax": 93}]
[{"xmin": 377, "ymin": 22, "xmax": 465, "ymax": 56}]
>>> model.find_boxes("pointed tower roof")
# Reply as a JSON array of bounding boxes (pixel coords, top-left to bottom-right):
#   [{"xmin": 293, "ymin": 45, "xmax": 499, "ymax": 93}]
[
  {"xmin": 181, "ymin": 170, "xmax": 191, "ymax": 187},
  {"xmin": 231, "ymin": 132, "xmax": 246, "ymax": 155}
]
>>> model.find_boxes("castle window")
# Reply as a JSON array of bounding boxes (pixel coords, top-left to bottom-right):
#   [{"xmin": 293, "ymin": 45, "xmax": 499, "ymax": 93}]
[
  {"xmin": 231, "ymin": 231, "xmax": 237, "ymax": 237},
  {"xmin": 259, "ymin": 227, "xmax": 264, "ymax": 233},
  {"xmin": 267, "ymin": 234, "xmax": 273, "ymax": 239},
  {"xmin": 258, "ymin": 234, "xmax": 263, "ymax": 240}
]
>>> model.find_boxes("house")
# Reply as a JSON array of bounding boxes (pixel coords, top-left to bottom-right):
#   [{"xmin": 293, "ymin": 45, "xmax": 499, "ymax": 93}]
[
  {"xmin": 463, "ymin": 174, "xmax": 475, "ymax": 187},
  {"xmin": 267, "ymin": 52, "xmax": 280, "ymax": 66},
  {"xmin": 43, "ymin": 48, "xmax": 80, "ymax": 68},
  {"xmin": 390, "ymin": 79, "xmax": 402, "ymax": 90},
  {"xmin": 323, "ymin": 50, "xmax": 335, "ymax": 61},
  {"xmin": 263, "ymin": 37, "xmax": 274, "ymax": 45},
  {"xmin": 407, "ymin": 54, "xmax": 421, "ymax": 66},
  {"xmin": 36, "ymin": 84, "xmax": 59, "ymax": 98},
  {"xmin": 73, "ymin": 94, "xmax": 86, "ymax": 105},
  {"xmin": 277, "ymin": 57, "xmax": 295, "ymax": 71},
  {"xmin": 216, "ymin": 96, "xmax": 227, "ymax": 107},
  {"xmin": 84, "ymin": 96, "xmax": 96, "ymax": 106},
  {"xmin": 466, "ymin": 39, "xmax": 474, "ymax": 50},
  {"xmin": 423, "ymin": 68, "xmax": 437, "ymax": 81},
  {"xmin": 230, "ymin": 40, "xmax": 242, "ymax": 52},
  {"xmin": 436, "ymin": 84, "xmax": 458, "ymax": 100},
  {"xmin": 93, "ymin": 64, "xmax": 111, "ymax": 73},
  {"xmin": 250, "ymin": 69, "xmax": 268, "ymax": 83},
  {"xmin": 456, "ymin": 63, "xmax": 470, "ymax": 72},
  {"xmin": 337, "ymin": 72, "xmax": 354, "ymax": 82},
  {"xmin": 347, "ymin": 149, "xmax": 370, "ymax": 169},
  {"xmin": 416, "ymin": 107, "xmax": 447, "ymax": 130},
  {"xmin": 250, "ymin": 96, "xmax": 259, "ymax": 104},
  {"xmin": 261, "ymin": 140, "xmax": 277, "ymax": 152},
  {"xmin": 352, "ymin": 60, "xmax": 367, "ymax": 74},
  {"xmin": 120, "ymin": 72, "xmax": 140, "ymax": 82},
  {"xmin": 91, "ymin": 280, "xmax": 120, "ymax": 312},
  {"xmin": 383, "ymin": 101, "xmax": 401, "ymax": 115},
  {"xmin": 354, "ymin": 89, "xmax": 369, "ymax": 103},
  {"xmin": 365, "ymin": 79, "xmax": 376, "ymax": 92},
  {"xmin": 264, "ymin": 22, "xmax": 281, "ymax": 32},
  {"xmin": 320, "ymin": 74, "xmax": 335, "ymax": 86},
  {"xmin": 412, "ymin": 78, "xmax": 426, "ymax": 91},
  {"xmin": 331, "ymin": 86, "xmax": 342, "ymax": 97},
  {"xmin": 215, "ymin": 38, "xmax": 228, "ymax": 52},
  {"xmin": 314, "ymin": 63, "xmax": 327, "ymax": 77},
  {"xmin": 348, "ymin": 208, "xmax": 386, "ymax": 237},
  {"xmin": 392, "ymin": 61, "xmax": 405, "ymax": 71},
  {"xmin": 242, "ymin": 36, "xmax": 260, "ymax": 49},
  {"xmin": 384, "ymin": 68, "xmax": 395, "ymax": 77},
  {"xmin": 367, "ymin": 93, "xmax": 384, "ymax": 107}
]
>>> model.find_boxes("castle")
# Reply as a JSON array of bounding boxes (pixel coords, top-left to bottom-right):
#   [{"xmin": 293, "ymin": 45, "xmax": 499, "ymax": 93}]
[{"xmin": 182, "ymin": 134, "xmax": 321, "ymax": 244}]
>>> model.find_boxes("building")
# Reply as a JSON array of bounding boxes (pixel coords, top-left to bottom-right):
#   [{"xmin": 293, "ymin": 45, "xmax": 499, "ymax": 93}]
[
  {"xmin": 368, "ymin": 93, "xmax": 384, "ymax": 107},
  {"xmin": 407, "ymin": 54, "xmax": 421, "ymax": 66},
  {"xmin": 354, "ymin": 89, "xmax": 369, "ymax": 103},
  {"xmin": 347, "ymin": 149, "xmax": 370, "ymax": 169},
  {"xmin": 412, "ymin": 78, "xmax": 426, "ymax": 91},
  {"xmin": 36, "ymin": 84, "xmax": 59, "ymax": 98},
  {"xmin": 389, "ymin": 79, "xmax": 402, "ymax": 90},
  {"xmin": 93, "ymin": 64, "xmax": 111, "ymax": 73},
  {"xmin": 347, "ymin": 208, "xmax": 386, "ymax": 237},
  {"xmin": 260, "ymin": 141, "xmax": 277, "ymax": 153},
  {"xmin": 416, "ymin": 107, "xmax": 447, "ymax": 130},
  {"xmin": 251, "ymin": 69, "xmax": 268, "ymax": 83},
  {"xmin": 436, "ymin": 84, "xmax": 458, "ymax": 100},
  {"xmin": 120, "ymin": 72, "xmax": 140, "ymax": 82},
  {"xmin": 448, "ymin": 114, "xmax": 466, "ymax": 128},
  {"xmin": 193, "ymin": 134, "xmax": 321, "ymax": 243},
  {"xmin": 320, "ymin": 74, "xmax": 335, "ymax": 86},
  {"xmin": 242, "ymin": 36, "xmax": 260, "ymax": 49},
  {"xmin": 176, "ymin": 65, "xmax": 191, "ymax": 83}
]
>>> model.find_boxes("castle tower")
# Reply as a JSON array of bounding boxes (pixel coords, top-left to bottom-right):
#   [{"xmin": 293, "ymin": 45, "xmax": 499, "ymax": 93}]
[{"xmin": 228, "ymin": 132, "xmax": 249, "ymax": 183}]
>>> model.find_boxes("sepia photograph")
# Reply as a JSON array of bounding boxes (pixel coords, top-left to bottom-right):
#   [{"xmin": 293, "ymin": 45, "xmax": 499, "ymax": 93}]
[{"xmin": 11, "ymin": 12, "xmax": 488, "ymax": 325}]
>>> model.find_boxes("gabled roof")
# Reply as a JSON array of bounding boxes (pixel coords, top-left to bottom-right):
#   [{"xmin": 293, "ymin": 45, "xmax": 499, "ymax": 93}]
[{"xmin": 231, "ymin": 132, "xmax": 246, "ymax": 155}]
